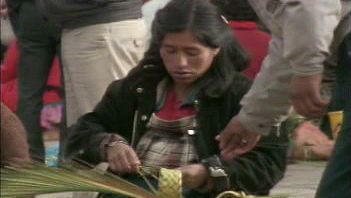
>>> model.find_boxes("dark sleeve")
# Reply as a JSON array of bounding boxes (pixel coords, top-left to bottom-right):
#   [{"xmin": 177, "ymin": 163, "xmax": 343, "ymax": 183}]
[
  {"xmin": 63, "ymin": 80, "xmax": 133, "ymax": 164},
  {"xmin": 73, "ymin": 0, "xmax": 109, "ymax": 4},
  {"xmin": 223, "ymin": 76, "xmax": 289, "ymax": 195},
  {"xmin": 224, "ymin": 131, "xmax": 289, "ymax": 195}
]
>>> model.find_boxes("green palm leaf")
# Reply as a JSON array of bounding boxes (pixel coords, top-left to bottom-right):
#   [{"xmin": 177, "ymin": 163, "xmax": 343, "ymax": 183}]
[
  {"xmin": 0, "ymin": 162, "xmax": 155, "ymax": 198},
  {"xmin": 0, "ymin": 162, "xmax": 290, "ymax": 198}
]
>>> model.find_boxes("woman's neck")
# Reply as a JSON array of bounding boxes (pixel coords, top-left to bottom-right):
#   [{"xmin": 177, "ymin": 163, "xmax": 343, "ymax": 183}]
[{"xmin": 173, "ymin": 83, "xmax": 191, "ymax": 102}]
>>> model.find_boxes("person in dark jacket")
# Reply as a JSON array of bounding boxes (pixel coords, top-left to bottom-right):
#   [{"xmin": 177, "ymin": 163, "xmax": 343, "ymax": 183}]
[{"xmin": 65, "ymin": 0, "xmax": 289, "ymax": 197}]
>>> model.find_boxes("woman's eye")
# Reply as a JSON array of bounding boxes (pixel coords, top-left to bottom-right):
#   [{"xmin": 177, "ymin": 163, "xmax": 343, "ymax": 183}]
[
  {"xmin": 186, "ymin": 51, "xmax": 200, "ymax": 56},
  {"xmin": 166, "ymin": 49, "xmax": 176, "ymax": 54},
  {"xmin": 162, "ymin": 47, "xmax": 176, "ymax": 54}
]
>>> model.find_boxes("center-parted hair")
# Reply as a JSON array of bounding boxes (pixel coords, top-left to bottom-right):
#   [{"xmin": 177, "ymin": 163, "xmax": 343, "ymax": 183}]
[{"xmin": 139, "ymin": 0, "xmax": 249, "ymax": 97}]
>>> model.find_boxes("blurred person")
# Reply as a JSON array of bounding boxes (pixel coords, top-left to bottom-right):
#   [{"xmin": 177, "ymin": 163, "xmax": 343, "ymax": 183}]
[
  {"xmin": 315, "ymin": 2, "xmax": 351, "ymax": 197},
  {"xmin": 3, "ymin": 0, "xmax": 61, "ymax": 161},
  {"xmin": 216, "ymin": 0, "xmax": 341, "ymax": 159},
  {"xmin": 0, "ymin": 39, "xmax": 63, "ymax": 160},
  {"xmin": 1, "ymin": 103, "xmax": 31, "ymax": 166},
  {"xmin": 1, "ymin": 40, "xmax": 63, "ymax": 114},
  {"xmin": 213, "ymin": 0, "xmax": 271, "ymax": 80},
  {"xmin": 65, "ymin": 0, "xmax": 289, "ymax": 197},
  {"xmin": 37, "ymin": 0, "xmax": 147, "ymax": 127},
  {"xmin": 212, "ymin": 0, "xmax": 335, "ymax": 162}
]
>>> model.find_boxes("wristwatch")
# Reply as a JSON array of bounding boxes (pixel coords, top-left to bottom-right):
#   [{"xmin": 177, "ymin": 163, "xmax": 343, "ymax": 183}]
[{"xmin": 201, "ymin": 155, "xmax": 230, "ymax": 193}]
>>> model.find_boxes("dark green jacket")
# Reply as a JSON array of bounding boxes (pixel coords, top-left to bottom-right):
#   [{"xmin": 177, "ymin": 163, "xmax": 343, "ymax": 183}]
[{"xmin": 65, "ymin": 64, "xmax": 289, "ymax": 195}]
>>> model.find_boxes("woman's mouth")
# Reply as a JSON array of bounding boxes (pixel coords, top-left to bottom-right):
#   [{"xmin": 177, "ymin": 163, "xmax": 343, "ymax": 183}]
[{"xmin": 172, "ymin": 71, "xmax": 193, "ymax": 79}]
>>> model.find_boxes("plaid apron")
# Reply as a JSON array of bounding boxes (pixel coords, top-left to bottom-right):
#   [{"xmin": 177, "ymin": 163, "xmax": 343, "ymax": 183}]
[{"xmin": 136, "ymin": 113, "xmax": 199, "ymax": 169}]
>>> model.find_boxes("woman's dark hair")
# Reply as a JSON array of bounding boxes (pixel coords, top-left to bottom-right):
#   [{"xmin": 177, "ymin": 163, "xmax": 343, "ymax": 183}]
[
  {"xmin": 211, "ymin": 0, "xmax": 259, "ymax": 22},
  {"xmin": 139, "ymin": 0, "xmax": 249, "ymax": 96}
]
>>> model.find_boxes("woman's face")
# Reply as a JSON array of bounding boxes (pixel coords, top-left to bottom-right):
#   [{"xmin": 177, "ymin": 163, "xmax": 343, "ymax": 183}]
[{"xmin": 160, "ymin": 31, "xmax": 220, "ymax": 88}]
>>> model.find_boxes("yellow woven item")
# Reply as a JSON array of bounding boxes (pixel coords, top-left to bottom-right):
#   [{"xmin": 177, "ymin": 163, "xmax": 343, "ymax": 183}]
[
  {"xmin": 216, "ymin": 191, "xmax": 257, "ymax": 198},
  {"xmin": 158, "ymin": 168, "xmax": 183, "ymax": 198},
  {"xmin": 155, "ymin": 168, "xmax": 258, "ymax": 198}
]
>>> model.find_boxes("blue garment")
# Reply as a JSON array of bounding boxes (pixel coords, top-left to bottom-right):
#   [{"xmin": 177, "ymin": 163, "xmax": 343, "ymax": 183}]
[{"xmin": 45, "ymin": 143, "xmax": 59, "ymax": 167}]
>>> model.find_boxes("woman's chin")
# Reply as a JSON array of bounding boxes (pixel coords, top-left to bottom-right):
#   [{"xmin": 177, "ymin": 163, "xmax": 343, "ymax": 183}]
[{"xmin": 173, "ymin": 77, "xmax": 195, "ymax": 86}]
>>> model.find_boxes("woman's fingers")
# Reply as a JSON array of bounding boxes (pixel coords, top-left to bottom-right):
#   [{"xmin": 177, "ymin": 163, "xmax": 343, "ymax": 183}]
[{"xmin": 107, "ymin": 144, "xmax": 140, "ymax": 174}]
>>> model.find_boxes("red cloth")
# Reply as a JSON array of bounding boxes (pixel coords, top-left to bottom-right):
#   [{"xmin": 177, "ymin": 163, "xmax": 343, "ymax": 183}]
[
  {"xmin": 1, "ymin": 41, "xmax": 18, "ymax": 83},
  {"xmin": 229, "ymin": 21, "xmax": 271, "ymax": 80},
  {"xmin": 0, "ymin": 79, "xmax": 17, "ymax": 111},
  {"xmin": 0, "ymin": 40, "xmax": 62, "ymax": 112},
  {"xmin": 156, "ymin": 89, "xmax": 195, "ymax": 120}
]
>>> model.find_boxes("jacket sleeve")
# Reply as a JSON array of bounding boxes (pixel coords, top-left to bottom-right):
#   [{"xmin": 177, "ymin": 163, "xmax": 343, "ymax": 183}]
[
  {"xmin": 73, "ymin": 0, "xmax": 112, "ymax": 4},
  {"xmin": 221, "ymin": 77, "xmax": 289, "ymax": 195},
  {"xmin": 64, "ymin": 80, "xmax": 132, "ymax": 164},
  {"xmin": 240, "ymin": 0, "xmax": 341, "ymax": 135},
  {"xmin": 224, "ymin": 131, "xmax": 289, "ymax": 195},
  {"xmin": 282, "ymin": 0, "xmax": 341, "ymax": 76}
]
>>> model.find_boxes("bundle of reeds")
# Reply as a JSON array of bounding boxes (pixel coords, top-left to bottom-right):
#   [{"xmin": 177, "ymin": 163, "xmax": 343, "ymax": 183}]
[
  {"xmin": 0, "ymin": 162, "xmax": 289, "ymax": 198},
  {"xmin": 0, "ymin": 162, "xmax": 155, "ymax": 198}
]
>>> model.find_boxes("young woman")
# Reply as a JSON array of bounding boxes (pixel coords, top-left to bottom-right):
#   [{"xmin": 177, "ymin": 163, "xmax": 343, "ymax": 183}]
[{"xmin": 65, "ymin": 0, "xmax": 289, "ymax": 197}]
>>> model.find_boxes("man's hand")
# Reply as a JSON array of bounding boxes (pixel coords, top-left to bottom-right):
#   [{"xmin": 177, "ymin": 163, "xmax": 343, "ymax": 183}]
[
  {"xmin": 0, "ymin": 0, "xmax": 8, "ymax": 18},
  {"xmin": 289, "ymin": 74, "xmax": 329, "ymax": 118},
  {"xmin": 177, "ymin": 164, "xmax": 210, "ymax": 190},
  {"xmin": 216, "ymin": 116, "xmax": 261, "ymax": 160},
  {"xmin": 106, "ymin": 142, "xmax": 140, "ymax": 174}
]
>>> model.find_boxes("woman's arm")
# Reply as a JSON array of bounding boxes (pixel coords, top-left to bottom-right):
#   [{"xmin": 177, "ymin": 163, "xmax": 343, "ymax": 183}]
[
  {"xmin": 224, "ymin": 132, "xmax": 289, "ymax": 195},
  {"xmin": 64, "ymin": 80, "xmax": 134, "ymax": 164}
]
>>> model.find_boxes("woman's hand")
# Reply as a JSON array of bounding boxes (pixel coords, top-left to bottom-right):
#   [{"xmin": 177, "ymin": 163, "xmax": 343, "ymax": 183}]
[
  {"xmin": 106, "ymin": 142, "xmax": 141, "ymax": 174},
  {"xmin": 177, "ymin": 164, "xmax": 211, "ymax": 190}
]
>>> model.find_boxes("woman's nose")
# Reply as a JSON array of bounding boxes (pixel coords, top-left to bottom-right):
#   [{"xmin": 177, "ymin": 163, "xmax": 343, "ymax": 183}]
[{"xmin": 175, "ymin": 53, "xmax": 188, "ymax": 67}]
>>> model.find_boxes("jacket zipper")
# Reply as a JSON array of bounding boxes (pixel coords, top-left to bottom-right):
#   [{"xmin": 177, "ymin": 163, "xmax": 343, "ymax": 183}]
[{"xmin": 131, "ymin": 110, "xmax": 139, "ymax": 148}]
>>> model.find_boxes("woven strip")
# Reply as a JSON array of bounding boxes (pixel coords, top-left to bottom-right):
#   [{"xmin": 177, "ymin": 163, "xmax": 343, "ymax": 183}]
[{"xmin": 158, "ymin": 168, "xmax": 182, "ymax": 198}]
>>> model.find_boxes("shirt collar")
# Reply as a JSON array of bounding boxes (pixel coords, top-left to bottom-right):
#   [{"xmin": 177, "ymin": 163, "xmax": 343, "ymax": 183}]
[{"xmin": 155, "ymin": 77, "xmax": 207, "ymax": 111}]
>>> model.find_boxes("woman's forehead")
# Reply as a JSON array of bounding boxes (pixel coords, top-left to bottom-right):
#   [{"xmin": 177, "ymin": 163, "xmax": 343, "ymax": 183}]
[{"xmin": 161, "ymin": 32, "xmax": 203, "ymax": 47}]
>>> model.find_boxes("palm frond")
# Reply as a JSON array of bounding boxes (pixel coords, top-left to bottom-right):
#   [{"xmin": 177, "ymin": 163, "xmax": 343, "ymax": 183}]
[
  {"xmin": 0, "ymin": 162, "xmax": 155, "ymax": 198},
  {"xmin": 0, "ymin": 162, "xmax": 290, "ymax": 198}
]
